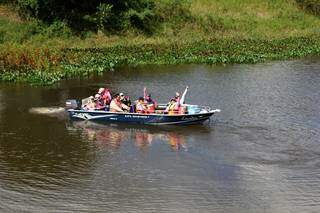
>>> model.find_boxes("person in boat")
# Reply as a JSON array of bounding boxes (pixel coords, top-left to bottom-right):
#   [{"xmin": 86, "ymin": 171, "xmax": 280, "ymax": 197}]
[
  {"xmin": 178, "ymin": 86, "xmax": 188, "ymax": 114},
  {"xmin": 166, "ymin": 86, "xmax": 189, "ymax": 114},
  {"xmin": 119, "ymin": 93, "xmax": 131, "ymax": 107},
  {"xmin": 165, "ymin": 98, "xmax": 178, "ymax": 114},
  {"xmin": 110, "ymin": 94, "xmax": 130, "ymax": 112},
  {"xmin": 144, "ymin": 87, "xmax": 156, "ymax": 104},
  {"xmin": 98, "ymin": 88, "xmax": 112, "ymax": 105},
  {"xmin": 83, "ymin": 96, "xmax": 96, "ymax": 110},
  {"xmin": 143, "ymin": 87, "xmax": 157, "ymax": 113},
  {"xmin": 94, "ymin": 94, "xmax": 105, "ymax": 110},
  {"xmin": 174, "ymin": 86, "xmax": 188, "ymax": 105},
  {"xmin": 136, "ymin": 97, "xmax": 148, "ymax": 113}
]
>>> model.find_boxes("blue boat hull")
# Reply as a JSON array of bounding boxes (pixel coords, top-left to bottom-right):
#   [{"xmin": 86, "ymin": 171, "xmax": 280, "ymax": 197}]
[{"xmin": 67, "ymin": 109, "xmax": 216, "ymax": 125}]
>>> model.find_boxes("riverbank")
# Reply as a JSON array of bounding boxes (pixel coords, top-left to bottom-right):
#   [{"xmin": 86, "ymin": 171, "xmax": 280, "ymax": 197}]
[{"xmin": 1, "ymin": 0, "xmax": 320, "ymax": 85}]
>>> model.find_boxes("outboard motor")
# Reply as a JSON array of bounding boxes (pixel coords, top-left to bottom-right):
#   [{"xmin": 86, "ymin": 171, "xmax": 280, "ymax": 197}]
[{"xmin": 65, "ymin": 99, "xmax": 81, "ymax": 110}]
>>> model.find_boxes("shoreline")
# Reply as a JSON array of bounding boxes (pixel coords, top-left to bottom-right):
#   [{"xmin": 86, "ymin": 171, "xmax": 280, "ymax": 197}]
[{"xmin": 1, "ymin": 36, "xmax": 320, "ymax": 85}]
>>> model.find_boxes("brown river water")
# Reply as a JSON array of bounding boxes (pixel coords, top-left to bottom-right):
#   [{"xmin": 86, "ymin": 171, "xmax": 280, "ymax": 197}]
[{"xmin": 0, "ymin": 58, "xmax": 319, "ymax": 212}]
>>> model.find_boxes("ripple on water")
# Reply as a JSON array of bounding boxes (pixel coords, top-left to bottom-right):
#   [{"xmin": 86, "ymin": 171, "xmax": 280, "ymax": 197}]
[{"xmin": 1, "ymin": 59, "xmax": 320, "ymax": 212}]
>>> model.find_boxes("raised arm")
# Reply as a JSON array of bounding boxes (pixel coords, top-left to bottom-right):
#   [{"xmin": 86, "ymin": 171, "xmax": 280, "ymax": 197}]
[
  {"xmin": 144, "ymin": 87, "xmax": 147, "ymax": 100},
  {"xmin": 180, "ymin": 86, "xmax": 188, "ymax": 105}
]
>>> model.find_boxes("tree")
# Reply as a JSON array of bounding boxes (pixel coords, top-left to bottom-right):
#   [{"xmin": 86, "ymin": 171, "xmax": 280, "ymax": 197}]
[{"xmin": 13, "ymin": 0, "xmax": 159, "ymax": 33}]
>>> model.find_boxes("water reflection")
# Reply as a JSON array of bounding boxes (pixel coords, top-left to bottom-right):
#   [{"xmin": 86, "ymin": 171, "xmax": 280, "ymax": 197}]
[
  {"xmin": 68, "ymin": 122, "xmax": 127, "ymax": 150},
  {"xmin": 67, "ymin": 121, "xmax": 193, "ymax": 152}
]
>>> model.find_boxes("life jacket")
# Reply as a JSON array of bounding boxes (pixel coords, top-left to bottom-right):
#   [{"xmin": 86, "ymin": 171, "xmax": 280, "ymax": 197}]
[
  {"xmin": 95, "ymin": 100, "xmax": 105, "ymax": 110},
  {"xmin": 146, "ymin": 104, "xmax": 155, "ymax": 113},
  {"xmin": 168, "ymin": 102, "xmax": 179, "ymax": 115},
  {"xmin": 102, "ymin": 90, "xmax": 112, "ymax": 105},
  {"xmin": 136, "ymin": 102, "xmax": 146, "ymax": 113},
  {"xmin": 145, "ymin": 97, "xmax": 154, "ymax": 104}
]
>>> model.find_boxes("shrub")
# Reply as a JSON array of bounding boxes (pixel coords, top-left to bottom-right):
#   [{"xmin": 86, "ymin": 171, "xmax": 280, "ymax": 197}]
[
  {"xmin": 155, "ymin": 0, "xmax": 192, "ymax": 23},
  {"xmin": 296, "ymin": 0, "xmax": 320, "ymax": 15},
  {"xmin": 40, "ymin": 21, "xmax": 72, "ymax": 38},
  {"xmin": 0, "ymin": 17, "xmax": 40, "ymax": 43},
  {"xmin": 11, "ymin": 0, "xmax": 163, "ymax": 34}
]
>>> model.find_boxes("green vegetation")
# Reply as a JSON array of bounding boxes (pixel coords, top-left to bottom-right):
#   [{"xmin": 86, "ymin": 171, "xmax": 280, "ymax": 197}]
[
  {"xmin": 11, "ymin": 0, "xmax": 162, "ymax": 33},
  {"xmin": 0, "ymin": 0, "xmax": 320, "ymax": 85},
  {"xmin": 296, "ymin": 0, "xmax": 320, "ymax": 15}
]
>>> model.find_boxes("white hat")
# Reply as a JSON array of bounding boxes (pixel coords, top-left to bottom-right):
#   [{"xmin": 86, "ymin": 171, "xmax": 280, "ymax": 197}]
[
  {"xmin": 119, "ymin": 93, "xmax": 124, "ymax": 96},
  {"xmin": 98, "ymin": 88, "xmax": 105, "ymax": 94}
]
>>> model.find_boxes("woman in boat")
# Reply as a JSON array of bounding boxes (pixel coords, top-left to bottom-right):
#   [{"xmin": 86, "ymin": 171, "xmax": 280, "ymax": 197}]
[
  {"xmin": 166, "ymin": 86, "xmax": 189, "ymax": 114},
  {"xmin": 144, "ymin": 87, "xmax": 156, "ymax": 104},
  {"xmin": 174, "ymin": 86, "xmax": 188, "ymax": 105},
  {"xmin": 165, "ymin": 98, "xmax": 178, "ymax": 114},
  {"xmin": 98, "ymin": 88, "xmax": 112, "ymax": 105},
  {"xmin": 120, "ymin": 93, "xmax": 131, "ymax": 107},
  {"xmin": 180, "ymin": 86, "xmax": 188, "ymax": 105},
  {"xmin": 136, "ymin": 97, "xmax": 148, "ymax": 113},
  {"xmin": 110, "ymin": 94, "xmax": 130, "ymax": 112},
  {"xmin": 83, "ymin": 96, "xmax": 96, "ymax": 110},
  {"xmin": 94, "ymin": 94, "xmax": 105, "ymax": 110},
  {"xmin": 177, "ymin": 86, "xmax": 188, "ymax": 114},
  {"xmin": 143, "ymin": 87, "xmax": 157, "ymax": 113}
]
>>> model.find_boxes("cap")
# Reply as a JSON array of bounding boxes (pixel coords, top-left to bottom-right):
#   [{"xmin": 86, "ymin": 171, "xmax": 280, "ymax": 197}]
[
  {"xmin": 98, "ymin": 88, "xmax": 105, "ymax": 94},
  {"xmin": 119, "ymin": 93, "xmax": 124, "ymax": 96}
]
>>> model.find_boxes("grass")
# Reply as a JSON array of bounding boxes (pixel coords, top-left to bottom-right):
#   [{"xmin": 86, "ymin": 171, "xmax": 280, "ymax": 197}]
[{"xmin": 1, "ymin": 0, "xmax": 320, "ymax": 85}]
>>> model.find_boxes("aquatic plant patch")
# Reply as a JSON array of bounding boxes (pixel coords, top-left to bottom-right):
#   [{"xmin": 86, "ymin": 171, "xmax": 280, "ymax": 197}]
[{"xmin": 1, "ymin": 37, "xmax": 320, "ymax": 85}]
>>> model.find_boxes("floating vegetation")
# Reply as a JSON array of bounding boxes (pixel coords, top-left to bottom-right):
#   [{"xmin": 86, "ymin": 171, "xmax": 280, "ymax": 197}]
[{"xmin": 1, "ymin": 37, "xmax": 320, "ymax": 85}]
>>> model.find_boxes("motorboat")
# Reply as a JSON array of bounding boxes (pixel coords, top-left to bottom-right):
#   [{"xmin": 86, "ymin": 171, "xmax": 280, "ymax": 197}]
[{"xmin": 66, "ymin": 100, "xmax": 220, "ymax": 125}]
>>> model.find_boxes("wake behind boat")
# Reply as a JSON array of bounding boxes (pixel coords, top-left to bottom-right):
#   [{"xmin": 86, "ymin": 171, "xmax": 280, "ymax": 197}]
[{"xmin": 66, "ymin": 86, "xmax": 220, "ymax": 125}]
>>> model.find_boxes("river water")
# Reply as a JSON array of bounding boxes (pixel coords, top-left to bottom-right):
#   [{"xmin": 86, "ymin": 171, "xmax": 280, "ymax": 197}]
[{"xmin": 0, "ymin": 58, "xmax": 319, "ymax": 212}]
